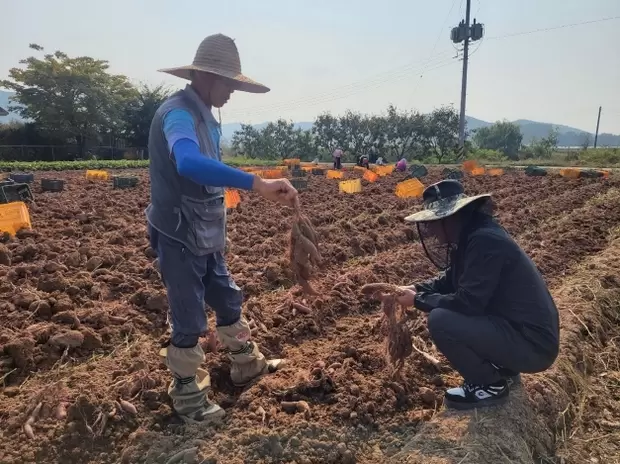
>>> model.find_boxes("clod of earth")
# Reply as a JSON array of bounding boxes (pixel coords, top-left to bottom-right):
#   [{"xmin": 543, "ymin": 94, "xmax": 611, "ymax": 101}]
[{"xmin": 49, "ymin": 330, "xmax": 85, "ymax": 348}]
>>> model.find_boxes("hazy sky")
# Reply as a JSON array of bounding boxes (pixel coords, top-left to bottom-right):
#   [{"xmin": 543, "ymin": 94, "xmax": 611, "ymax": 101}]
[{"xmin": 3, "ymin": 0, "xmax": 620, "ymax": 133}]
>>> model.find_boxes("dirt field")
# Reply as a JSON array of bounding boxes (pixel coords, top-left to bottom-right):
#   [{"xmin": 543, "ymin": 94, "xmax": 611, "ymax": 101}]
[{"xmin": 1, "ymin": 168, "xmax": 619, "ymax": 463}]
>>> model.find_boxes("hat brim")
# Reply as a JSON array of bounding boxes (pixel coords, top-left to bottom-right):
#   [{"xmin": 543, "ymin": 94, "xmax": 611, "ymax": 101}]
[
  {"xmin": 404, "ymin": 194, "xmax": 491, "ymax": 223},
  {"xmin": 159, "ymin": 65, "xmax": 270, "ymax": 93}
]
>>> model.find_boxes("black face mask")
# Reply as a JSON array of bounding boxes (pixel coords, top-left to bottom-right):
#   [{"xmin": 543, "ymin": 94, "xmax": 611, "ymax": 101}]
[{"xmin": 417, "ymin": 221, "xmax": 455, "ymax": 271}]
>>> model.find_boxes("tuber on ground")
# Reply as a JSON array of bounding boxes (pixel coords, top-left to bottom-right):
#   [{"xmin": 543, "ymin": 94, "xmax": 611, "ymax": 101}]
[
  {"xmin": 23, "ymin": 401, "xmax": 42, "ymax": 440},
  {"xmin": 361, "ymin": 284, "xmax": 413, "ymax": 376},
  {"xmin": 119, "ymin": 399, "xmax": 137, "ymax": 415},
  {"xmin": 290, "ymin": 202, "xmax": 321, "ymax": 295}
]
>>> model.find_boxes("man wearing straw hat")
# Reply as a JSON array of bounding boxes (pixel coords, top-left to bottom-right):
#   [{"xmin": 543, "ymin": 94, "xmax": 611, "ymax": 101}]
[
  {"xmin": 146, "ymin": 34, "xmax": 297, "ymax": 424},
  {"xmin": 368, "ymin": 180, "xmax": 559, "ymax": 410}
]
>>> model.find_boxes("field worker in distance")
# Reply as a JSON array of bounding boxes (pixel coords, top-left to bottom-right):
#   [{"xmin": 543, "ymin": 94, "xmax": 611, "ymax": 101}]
[
  {"xmin": 146, "ymin": 33, "xmax": 297, "ymax": 424},
  {"xmin": 333, "ymin": 147, "xmax": 343, "ymax": 170},
  {"xmin": 396, "ymin": 157, "xmax": 407, "ymax": 172},
  {"xmin": 370, "ymin": 180, "xmax": 559, "ymax": 410},
  {"xmin": 357, "ymin": 154, "xmax": 369, "ymax": 169}
]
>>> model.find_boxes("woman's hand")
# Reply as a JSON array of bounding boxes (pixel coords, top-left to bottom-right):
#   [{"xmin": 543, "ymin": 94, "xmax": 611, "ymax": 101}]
[
  {"xmin": 390, "ymin": 286, "xmax": 416, "ymax": 307},
  {"xmin": 362, "ymin": 283, "xmax": 416, "ymax": 308}
]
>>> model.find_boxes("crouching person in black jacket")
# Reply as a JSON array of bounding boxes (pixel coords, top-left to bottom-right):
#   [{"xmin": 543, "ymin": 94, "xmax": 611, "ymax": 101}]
[{"xmin": 371, "ymin": 180, "xmax": 560, "ymax": 410}]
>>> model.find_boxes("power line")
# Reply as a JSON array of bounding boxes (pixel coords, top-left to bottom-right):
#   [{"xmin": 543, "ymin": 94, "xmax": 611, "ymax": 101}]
[
  {"xmin": 224, "ymin": 51, "xmax": 456, "ymax": 118},
  {"xmin": 410, "ymin": 0, "xmax": 460, "ymax": 99},
  {"xmin": 486, "ymin": 15, "xmax": 620, "ymax": 40},
  {"xmin": 226, "ymin": 56, "xmax": 461, "ymax": 120},
  {"xmin": 226, "ymin": 15, "xmax": 620, "ymax": 120}
]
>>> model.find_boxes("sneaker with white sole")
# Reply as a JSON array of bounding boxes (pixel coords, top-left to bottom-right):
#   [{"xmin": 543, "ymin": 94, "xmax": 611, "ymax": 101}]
[{"xmin": 444, "ymin": 379, "xmax": 509, "ymax": 410}]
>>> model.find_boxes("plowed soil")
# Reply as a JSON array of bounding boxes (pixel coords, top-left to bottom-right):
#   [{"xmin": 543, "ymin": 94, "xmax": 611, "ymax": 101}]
[{"xmin": 1, "ymin": 168, "xmax": 619, "ymax": 464}]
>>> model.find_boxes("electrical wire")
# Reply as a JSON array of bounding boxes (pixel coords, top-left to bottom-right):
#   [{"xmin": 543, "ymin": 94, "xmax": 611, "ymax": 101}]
[
  {"xmin": 226, "ymin": 15, "xmax": 620, "ymax": 120},
  {"xmin": 410, "ymin": 0, "xmax": 460, "ymax": 99},
  {"xmin": 224, "ymin": 52, "xmax": 456, "ymax": 119},
  {"xmin": 226, "ymin": 56, "xmax": 461, "ymax": 120},
  {"xmin": 486, "ymin": 15, "xmax": 620, "ymax": 41}
]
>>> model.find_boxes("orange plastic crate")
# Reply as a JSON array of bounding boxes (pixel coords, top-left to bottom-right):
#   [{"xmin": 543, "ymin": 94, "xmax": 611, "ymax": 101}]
[
  {"xmin": 375, "ymin": 166, "xmax": 393, "ymax": 177},
  {"xmin": 259, "ymin": 169, "xmax": 285, "ymax": 179},
  {"xmin": 462, "ymin": 160, "xmax": 480, "ymax": 173},
  {"xmin": 363, "ymin": 170, "xmax": 378, "ymax": 183},
  {"xmin": 326, "ymin": 170, "xmax": 344, "ymax": 179},
  {"xmin": 86, "ymin": 170, "xmax": 109, "ymax": 180},
  {"xmin": 488, "ymin": 168, "xmax": 504, "ymax": 176},
  {"xmin": 283, "ymin": 158, "xmax": 301, "ymax": 166},
  {"xmin": 471, "ymin": 167, "xmax": 486, "ymax": 176},
  {"xmin": 0, "ymin": 201, "xmax": 32, "ymax": 236},
  {"xmin": 339, "ymin": 179, "xmax": 362, "ymax": 194},
  {"xmin": 560, "ymin": 168, "xmax": 581, "ymax": 179},
  {"xmin": 225, "ymin": 189, "xmax": 241, "ymax": 209},
  {"xmin": 395, "ymin": 178, "xmax": 424, "ymax": 199}
]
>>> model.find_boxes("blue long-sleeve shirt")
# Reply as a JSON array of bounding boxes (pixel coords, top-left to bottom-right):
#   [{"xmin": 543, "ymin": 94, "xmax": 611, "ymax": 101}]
[{"xmin": 162, "ymin": 109, "xmax": 255, "ymax": 190}]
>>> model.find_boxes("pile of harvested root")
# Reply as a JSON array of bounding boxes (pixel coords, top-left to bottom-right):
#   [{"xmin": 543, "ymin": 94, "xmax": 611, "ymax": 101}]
[
  {"xmin": 361, "ymin": 283, "xmax": 413, "ymax": 376},
  {"xmin": 290, "ymin": 205, "xmax": 321, "ymax": 295}
]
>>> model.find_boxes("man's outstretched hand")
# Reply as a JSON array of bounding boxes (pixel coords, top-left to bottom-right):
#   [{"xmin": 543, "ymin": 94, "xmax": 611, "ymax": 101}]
[{"xmin": 253, "ymin": 176, "xmax": 298, "ymax": 208}]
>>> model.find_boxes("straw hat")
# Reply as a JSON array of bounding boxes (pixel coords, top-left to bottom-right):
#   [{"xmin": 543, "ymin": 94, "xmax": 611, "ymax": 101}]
[
  {"xmin": 404, "ymin": 180, "xmax": 490, "ymax": 223},
  {"xmin": 159, "ymin": 34, "xmax": 269, "ymax": 93}
]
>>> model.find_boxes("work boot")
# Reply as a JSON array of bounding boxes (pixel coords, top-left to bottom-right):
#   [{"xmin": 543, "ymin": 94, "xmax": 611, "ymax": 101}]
[
  {"xmin": 217, "ymin": 317, "xmax": 284, "ymax": 387},
  {"xmin": 160, "ymin": 345, "xmax": 225, "ymax": 424}
]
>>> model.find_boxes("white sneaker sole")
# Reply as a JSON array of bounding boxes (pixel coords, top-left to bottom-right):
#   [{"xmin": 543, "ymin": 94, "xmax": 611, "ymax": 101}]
[{"xmin": 445, "ymin": 394, "xmax": 509, "ymax": 411}]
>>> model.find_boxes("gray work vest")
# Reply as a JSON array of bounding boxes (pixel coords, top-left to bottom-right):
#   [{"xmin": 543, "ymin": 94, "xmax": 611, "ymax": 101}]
[{"xmin": 145, "ymin": 85, "xmax": 226, "ymax": 256}]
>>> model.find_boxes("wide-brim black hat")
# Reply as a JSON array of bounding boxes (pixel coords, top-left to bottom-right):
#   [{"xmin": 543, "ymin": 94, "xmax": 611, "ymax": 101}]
[{"xmin": 404, "ymin": 179, "xmax": 491, "ymax": 223}]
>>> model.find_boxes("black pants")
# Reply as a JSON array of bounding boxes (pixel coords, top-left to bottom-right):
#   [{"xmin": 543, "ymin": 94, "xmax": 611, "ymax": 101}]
[
  {"xmin": 428, "ymin": 308, "xmax": 556, "ymax": 385},
  {"xmin": 333, "ymin": 158, "xmax": 342, "ymax": 170}
]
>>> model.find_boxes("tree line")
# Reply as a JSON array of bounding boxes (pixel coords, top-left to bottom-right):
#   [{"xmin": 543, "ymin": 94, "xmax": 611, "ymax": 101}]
[
  {"xmin": 231, "ymin": 105, "xmax": 464, "ymax": 163},
  {"xmin": 1, "ymin": 43, "xmax": 563, "ymax": 164}
]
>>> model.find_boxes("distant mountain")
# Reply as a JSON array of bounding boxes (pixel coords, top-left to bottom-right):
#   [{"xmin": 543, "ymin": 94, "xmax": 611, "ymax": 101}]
[
  {"xmin": 0, "ymin": 90, "xmax": 22, "ymax": 123},
  {"xmin": 2, "ymin": 89, "xmax": 618, "ymax": 147}
]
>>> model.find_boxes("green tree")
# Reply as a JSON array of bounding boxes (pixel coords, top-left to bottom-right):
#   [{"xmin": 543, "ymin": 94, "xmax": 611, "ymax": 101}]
[
  {"xmin": 312, "ymin": 112, "xmax": 344, "ymax": 155},
  {"xmin": 426, "ymin": 106, "xmax": 460, "ymax": 162},
  {"xmin": 1, "ymin": 44, "xmax": 136, "ymax": 157},
  {"xmin": 473, "ymin": 120, "xmax": 523, "ymax": 159},
  {"xmin": 384, "ymin": 105, "xmax": 426, "ymax": 161},
  {"xmin": 123, "ymin": 83, "xmax": 172, "ymax": 149},
  {"xmin": 231, "ymin": 124, "xmax": 265, "ymax": 158},
  {"xmin": 261, "ymin": 119, "xmax": 297, "ymax": 159},
  {"xmin": 525, "ymin": 127, "xmax": 560, "ymax": 159},
  {"xmin": 289, "ymin": 129, "xmax": 318, "ymax": 161}
]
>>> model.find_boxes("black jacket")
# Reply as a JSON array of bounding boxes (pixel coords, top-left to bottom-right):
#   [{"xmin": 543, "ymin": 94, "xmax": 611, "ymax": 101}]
[{"xmin": 414, "ymin": 214, "xmax": 560, "ymax": 358}]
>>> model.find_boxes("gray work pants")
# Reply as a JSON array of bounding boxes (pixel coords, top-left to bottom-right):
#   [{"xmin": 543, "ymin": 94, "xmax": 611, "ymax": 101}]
[
  {"xmin": 428, "ymin": 308, "xmax": 557, "ymax": 385},
  {"xmin": 149, "ymin": 225, "xmax": 242, "ymax": 349}
]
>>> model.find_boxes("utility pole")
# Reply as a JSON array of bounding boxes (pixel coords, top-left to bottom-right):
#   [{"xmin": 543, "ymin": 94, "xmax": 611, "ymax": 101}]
[
  {"xmin": 593, "ymin": 106, "xmax": 602, "ymax": 149},
  {"xmin": 451, "ymin": 1, "xmax": 484, "ymax": 153},
  {"xmin": 458, "ymin": 0, "xmax": 471, "ymax": 149}
]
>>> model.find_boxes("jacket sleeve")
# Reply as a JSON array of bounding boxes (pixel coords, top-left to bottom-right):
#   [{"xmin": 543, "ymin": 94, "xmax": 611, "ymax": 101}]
[
  {"xmin": 414, "ymin": 268, "xmax": 454, "ymax": 295},
  {"xmin": 162, "ymin": 110, "xmax": 255, "ymax": 190},
  {"xmin": 413, "ymin": 234, "xmax": 506, "ymax": 315}
]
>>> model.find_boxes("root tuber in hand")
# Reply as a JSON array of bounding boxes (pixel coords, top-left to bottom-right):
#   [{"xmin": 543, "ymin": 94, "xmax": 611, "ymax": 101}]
[{"xmin": 290, "ymin": 207, "xmax": 321, "ymax": 295}]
